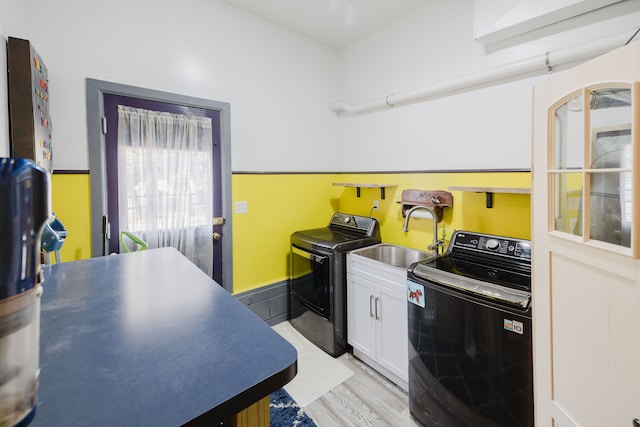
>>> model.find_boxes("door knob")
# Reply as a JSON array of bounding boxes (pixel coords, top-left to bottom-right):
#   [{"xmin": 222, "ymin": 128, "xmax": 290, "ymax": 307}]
[
  {"xmin": 633, "ymin": 418, "xmax": 639, "ymax": 427},
  {"xmin": 212, "ymin": 232, "xmax": 221, "ymax": 241}
]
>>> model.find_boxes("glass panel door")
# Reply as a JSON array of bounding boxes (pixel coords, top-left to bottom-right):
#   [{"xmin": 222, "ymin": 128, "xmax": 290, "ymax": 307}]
[{"xmin": 549, "ymin": 85, "xmax": 635, "ymax": 253}]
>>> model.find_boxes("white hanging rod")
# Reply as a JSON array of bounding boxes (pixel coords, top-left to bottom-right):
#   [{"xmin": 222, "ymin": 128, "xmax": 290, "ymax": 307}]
[{"xmin": 329, "ymin": 31, "xmax": 633, "ymax": 116}]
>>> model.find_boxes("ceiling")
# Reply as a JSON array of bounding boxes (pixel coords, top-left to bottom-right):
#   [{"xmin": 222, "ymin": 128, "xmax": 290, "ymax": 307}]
[{"xmin": 220, "ymin": 0, "xmax": 428, "ymax": 48}]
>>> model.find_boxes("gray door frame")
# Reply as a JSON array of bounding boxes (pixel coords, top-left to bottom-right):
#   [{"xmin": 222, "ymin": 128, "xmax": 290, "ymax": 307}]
[{"xmin": 86, "ymin": 78, "xmax": 233, "ymax": 291}]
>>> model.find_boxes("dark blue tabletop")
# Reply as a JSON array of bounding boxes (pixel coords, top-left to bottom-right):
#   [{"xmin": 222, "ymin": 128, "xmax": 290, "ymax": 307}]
[{"xmin": 31, "ymin": 248, "xmax": 297, "ymax": 426}]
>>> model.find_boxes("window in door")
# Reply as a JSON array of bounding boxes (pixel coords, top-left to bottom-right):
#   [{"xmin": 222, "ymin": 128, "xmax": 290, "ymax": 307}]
[
  {"xmin": 550, "ymin": 85, "xmax": 635, "ymax": 253},
  {"xmin": 116, "ymin": 105, "xmax": 214, "ymax": 276}
]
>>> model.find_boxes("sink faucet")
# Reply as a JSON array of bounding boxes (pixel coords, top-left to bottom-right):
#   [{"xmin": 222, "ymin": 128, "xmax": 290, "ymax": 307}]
[{"xmin": 402, "ymin": 205, "xmax": 445, "ymax": 255}]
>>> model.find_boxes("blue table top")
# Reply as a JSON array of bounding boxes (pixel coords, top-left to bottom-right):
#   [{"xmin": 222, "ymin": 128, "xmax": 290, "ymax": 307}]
[{"xmin": 31, "ymin": 248, "xmax": 297, "ymax": 426}]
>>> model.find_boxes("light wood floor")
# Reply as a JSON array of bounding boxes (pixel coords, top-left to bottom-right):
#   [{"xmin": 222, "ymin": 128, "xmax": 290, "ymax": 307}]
[{"xmin": 304, "ymin": 352, "xmax": 419, "ymax": 426}]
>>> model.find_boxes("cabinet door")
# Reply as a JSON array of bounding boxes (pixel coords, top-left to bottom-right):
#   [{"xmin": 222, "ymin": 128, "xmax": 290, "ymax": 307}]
[
  {"xmin": 532, "ymin": 42, "xmax": 640, "ymax": 427},
  {"xmin": 347, "ymin": 273, "xmax": 376, "ymax": 360},
  {"xmin": 376, "ymin": 287, "xmax": 408, "ymax": 382}
]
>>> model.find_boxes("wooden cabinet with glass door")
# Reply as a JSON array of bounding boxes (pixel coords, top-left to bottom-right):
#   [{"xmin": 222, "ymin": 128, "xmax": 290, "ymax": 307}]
[{"xmin": 532, "ymin": 42, "xmax": 640, "ymax": 427}]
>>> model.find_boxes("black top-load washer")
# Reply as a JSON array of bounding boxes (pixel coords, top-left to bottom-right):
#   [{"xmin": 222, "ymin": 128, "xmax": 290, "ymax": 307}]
[
  {"xmin": 289, "ymin": 213, "xmax": 381, "ymax": 357},
  {"xmin": 407, "ymin": 230, "xmax": 533, "ymax": 427}
]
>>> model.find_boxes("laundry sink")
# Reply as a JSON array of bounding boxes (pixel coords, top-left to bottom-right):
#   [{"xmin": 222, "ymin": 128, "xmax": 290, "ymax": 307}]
[{"xmin": 350, "ymin": 243, "xmax": 433, "ymax": 269}]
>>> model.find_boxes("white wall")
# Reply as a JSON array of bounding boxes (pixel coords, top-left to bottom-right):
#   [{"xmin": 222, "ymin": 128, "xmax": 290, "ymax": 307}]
[
  {"xmin": 5, "ymin": 0, "xmax": 640, "ymax": 172},
  {"xmin": 335, "ymin": 0, "xmax": 640, "ymax": 171},
  {"xmin": 0, "ymin": 0, "xmax": 28, "ymax": 157},
  {"xmin": 16, "ymin": 0, "xmax": 340, "ymax": 171}
]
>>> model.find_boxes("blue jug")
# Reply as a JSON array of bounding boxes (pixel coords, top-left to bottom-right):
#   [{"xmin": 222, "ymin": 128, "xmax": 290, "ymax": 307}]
[
  {"xmin": 0, "ymin": 157, "xmax": 51, "ymax": 298},
  {"xmin": 0, "ymin": 157, "xmax": 50, "ymax": 427}
]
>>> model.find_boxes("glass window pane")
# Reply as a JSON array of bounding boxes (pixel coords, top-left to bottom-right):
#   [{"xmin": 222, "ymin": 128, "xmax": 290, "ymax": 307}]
[
  {"xmin": 553, "ymin": 93, "xmax": 584, "ymax": 170},
  {"xmin": 553, "ymin": 172, "xmax": 583, "ymax": 235},
  {"xmin": 123, "ymin": 146, "xmax": 211, "ymax": 231},
  {"xmin": 590, "ymin": 127, "xmax": 632, "ymax": 169},
  {"xmin": 589, "ymin": 87, "xmax": 632, "ymax": 169},
  {"xmin": 589, "ymin": 171, "xmax": 632, "ymax": 247}
]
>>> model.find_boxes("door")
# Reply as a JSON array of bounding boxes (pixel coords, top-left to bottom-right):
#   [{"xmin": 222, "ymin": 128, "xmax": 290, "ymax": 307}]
[
  {"xmin": 376, "ymin": 285, "xmax": 407, "ymax": 381},
  {"xmin": 532, "ymin": 42, "xmax": 640, "ymax": 427},
  {"xmin": 346, "ymin": 272, "xmax": 376, "ymax": 359},
  {"xmin": 290, "ymin": 245, "xmax": 331, "ymax": 317},
  {"xmin": 86, "ymin": 79, "xmax": 233, "ymax": 291},
  {"xmin": 103, "ymin": 94, "xmax": 223, "ymax": 284}
]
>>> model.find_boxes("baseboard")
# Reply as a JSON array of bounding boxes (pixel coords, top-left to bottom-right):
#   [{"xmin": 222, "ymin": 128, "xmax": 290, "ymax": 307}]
[
  {"xmin": 352, "ymin": 348, "xmax": 408, "ymax": 392},
  {"xmin": 235, "ymin": 280, "xmax": 288, "ymax": 326}
]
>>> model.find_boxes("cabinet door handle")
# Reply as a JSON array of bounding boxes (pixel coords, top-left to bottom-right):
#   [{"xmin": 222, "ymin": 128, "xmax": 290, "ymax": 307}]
[
  {"xmin": 375, "ymin": 297, "xmax": 380, "ymax": 320},
  {"xmin": 369, "ymin": 295, "xmax": 374, "ymax": 317}
]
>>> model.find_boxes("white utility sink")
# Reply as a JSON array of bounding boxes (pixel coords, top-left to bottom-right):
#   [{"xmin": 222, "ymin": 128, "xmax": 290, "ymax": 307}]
[
  {"xmin": 346, "ymin": 242, "xmax": 434, "ymax": 392},
  {"xmin": 349, "ymin": 243, "xmax": 433, "ymax": 269}
]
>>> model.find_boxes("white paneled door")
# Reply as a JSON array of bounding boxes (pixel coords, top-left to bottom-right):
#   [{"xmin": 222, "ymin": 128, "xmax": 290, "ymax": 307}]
[{"xmin": 532, "ymin": 42, "xmax": 640, "ymax": 427}]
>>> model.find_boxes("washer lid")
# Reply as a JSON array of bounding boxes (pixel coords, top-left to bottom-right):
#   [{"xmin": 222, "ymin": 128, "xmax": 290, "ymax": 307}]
[
  {"xmin": 412, "ymin": 262, "xmax": 531, "ymax": 309},
  {"xmin": 291, "ymin": 228, "xmax": 380, "ymax": 251},
  {"xmin": 412, "ymin": 252, "xmax": 531, "ymax": 292},
  {"xmin": 291, "ymin": 213, "xmax": 381, "ymax": 251}
]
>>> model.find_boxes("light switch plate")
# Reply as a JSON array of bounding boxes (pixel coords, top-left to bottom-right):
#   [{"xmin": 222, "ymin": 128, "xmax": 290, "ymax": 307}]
[{"xmin": 235, "ymin": 201, "xmax": 248, "ymax": 214}]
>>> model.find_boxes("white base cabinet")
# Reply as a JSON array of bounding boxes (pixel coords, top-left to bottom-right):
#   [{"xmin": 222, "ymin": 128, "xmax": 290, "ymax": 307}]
[{"xmin": 347, "ymin": 253, "xmax": 408, "ymax": 391}]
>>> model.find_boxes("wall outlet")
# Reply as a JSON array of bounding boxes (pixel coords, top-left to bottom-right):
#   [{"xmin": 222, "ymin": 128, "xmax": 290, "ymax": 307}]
[
  {"xmin": 235, "ymin": 201, "xmax": 248, "ymax": 214},
  {"xmin": 373, "ymin": 200, "xmax": 380, "ymax": 210}
]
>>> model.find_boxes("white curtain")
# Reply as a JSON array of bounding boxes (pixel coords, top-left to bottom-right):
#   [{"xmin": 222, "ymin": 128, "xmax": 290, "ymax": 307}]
[{"xmin": 117, "ymin": 105, "xmax": 214, "ymax": 276}]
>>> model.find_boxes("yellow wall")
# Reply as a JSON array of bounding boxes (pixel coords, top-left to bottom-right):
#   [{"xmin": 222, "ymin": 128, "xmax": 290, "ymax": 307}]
[
  {"xmin": 336, "ymin": 172, "xmax": 531, "ymax": 249},
  {"xmin": 50, "ymin": 173, "xmax": 92, "ymax": 262},
  {"xmin": 231, "ymin": 171, "xmax": 531, "ymax": 294},
  {"xmin": 49, "ymin": 171, "xmax": 531, "ymax": 294},
  {"xmin": 231, "ymin": 174, "xmax": 341, "ymax": 293}
]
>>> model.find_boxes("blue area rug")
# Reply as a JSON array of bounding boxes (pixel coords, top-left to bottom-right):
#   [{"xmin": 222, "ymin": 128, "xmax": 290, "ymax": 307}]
[{"xmin": 270, "ymin": 388, "xmax": 318, "ymax": 426}]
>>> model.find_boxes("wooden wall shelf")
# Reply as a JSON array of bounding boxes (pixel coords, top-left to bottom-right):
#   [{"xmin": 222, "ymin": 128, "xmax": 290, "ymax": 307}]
[
  {"xmin": 447, "ymin": 186, "xmax": 530, "ymax": 208},
  {"xmin": 333, "ymin": 183, "xmax": 397, "ymax": 199}
]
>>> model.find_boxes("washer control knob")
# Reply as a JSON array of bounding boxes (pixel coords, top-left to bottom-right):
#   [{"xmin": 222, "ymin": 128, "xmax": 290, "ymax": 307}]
[
  {"xmin": 486, "ymin": 239, "xmax": 500, "ymax": 250},
  {"xmin": 344, "ymin": 216, "xmax": 351, "ymax": 224}
]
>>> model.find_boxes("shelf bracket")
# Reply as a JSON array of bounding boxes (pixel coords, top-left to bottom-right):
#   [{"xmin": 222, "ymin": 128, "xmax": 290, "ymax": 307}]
[
  {"xmin": 486, "ymin": 192, "xmax": 493, "ymax": 208},
  {"xmin": 447, "ymin": 186, "xmax": 529, "ymax": 208},
  {"xmin": 355, "ymin": 186, "xmax": 386, "ymax": 199},
  {"xmin": 333, "ymin": 183, "xmax": 396, "ymax": 200}
]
